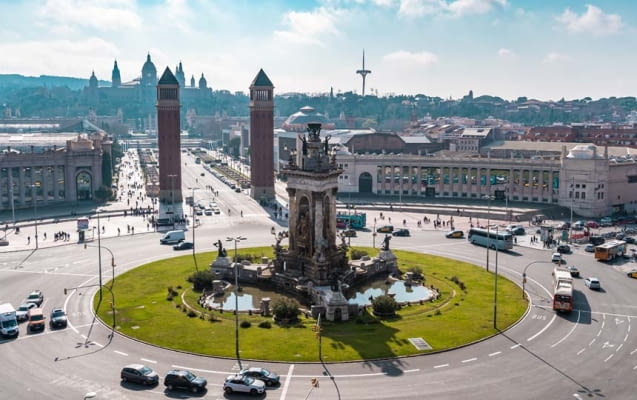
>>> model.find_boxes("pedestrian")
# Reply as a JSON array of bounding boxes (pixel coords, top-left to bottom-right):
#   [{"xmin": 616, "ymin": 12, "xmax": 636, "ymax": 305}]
[
  {"xmin": 131, "ymin": 226, "xmax": 134, "ymax": 235},
  {"xmin": 43, "ymin": 232, "xmax": 47, "ymax": 240},
  {"xmin": 27, "ymin": 236, "xmax": 31, "ymax": 244}
]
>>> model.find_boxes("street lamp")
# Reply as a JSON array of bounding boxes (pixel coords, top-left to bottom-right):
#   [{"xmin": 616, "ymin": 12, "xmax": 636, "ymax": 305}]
[
  {"xmin": 30, "ymin": 183, "xmax": 40, "ymax": 249},
  {"xmin": 188, "ymin": 187, "xmax": 198, "ymax": 271},
  {"xmin": 226, "ymin": 235, "xmax": 246, "ymax": 370},
  {"xmin": 484, "ymin": 193, "xmax": 493, "ymax": 272},
  {"xmin": 493, "ymin": 226, "xmax": 499, "ymax": 329}
]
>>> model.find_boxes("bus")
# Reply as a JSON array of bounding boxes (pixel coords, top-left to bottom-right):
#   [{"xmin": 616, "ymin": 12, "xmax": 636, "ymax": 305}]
[
  {"xmin": 594, "ymin": 240, "xmax": 627, "ymax": 261},
  {"xmin": 552, "ymin": 267, "xmax": 573, "ymax": 312},
  {"xmin": 336, "ymin": 213, "xmax": 367, "ymax": 229},
  {"xmin": 467, "ymin": 227, "xmax": 513, "ymax": 250}
]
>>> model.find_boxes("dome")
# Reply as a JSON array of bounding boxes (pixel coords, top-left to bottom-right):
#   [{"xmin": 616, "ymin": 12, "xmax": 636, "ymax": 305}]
[
  {"xmin": 566, "ymin": 144, "xmax": 598, "ymax": 159},
  {"xmin": 142, "ymin": 53, "xmax": 156, "ymax": 75},
  {"xmin": 198, "ymin": 73, "xmax": 207, "ymax": 89},
  {"xmin": 89, "ymin": 71, "xmax": 98, "ymax": 87}
]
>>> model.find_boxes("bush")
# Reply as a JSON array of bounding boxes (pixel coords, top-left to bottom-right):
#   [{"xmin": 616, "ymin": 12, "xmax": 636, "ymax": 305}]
[
  {"xmin": 187, "ymin": 309, "xmax": 197, "ymax": 317},
  {"xmin": 187, "ymin": 270, "xmax": 216, "ymax": 292},
  {"xmin": 350, "ymin": 249, "xmax": 368, "ymax": 260},
  {"xmin": 258, "ymin": 320, "xmax": 272, "ymax": 329},
  {"xmin": 240, "ymin": 320, "xmax": 252, "ymax": 328},
  {"xmin": 371, "ymin": 295, "xmax": 398, "ymax": 316},
  {"xmin": 406, "ymin": 266, "xmax": 424, "ymax": 281},
  {"xmin": 272, "ymin": 298, "xmax": 301, "ymax": 322}
]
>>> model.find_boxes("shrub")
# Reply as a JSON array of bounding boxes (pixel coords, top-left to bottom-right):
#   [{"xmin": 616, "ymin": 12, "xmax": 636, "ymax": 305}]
[
  {"xmin": 371, "ymin": 295, "xmax": 398, "ymax": 316},
  {"xmin": 350, "ymin": 249, "xmax": 368, "ymax": 260},
  {"xmin": 240, "ymin": 320, "xmax": 252, "ymax": 328},
  {"xmin": 187, "ymin": 309, "xmax": 197, "ymax": 318},
  {"xmin": 406, "ymin": 266, "xmax": 425, "ymax": 281},
  {"xmin": 187, "ymin": 270, "xmax": 216, "ymax": 292},
  {"xmin": 272, "ymin": 298, "xmax": 301, "ymax": 322},
  {"xmin": 258, "ymin": 320, "xmax": 272, "ymax": 329}
]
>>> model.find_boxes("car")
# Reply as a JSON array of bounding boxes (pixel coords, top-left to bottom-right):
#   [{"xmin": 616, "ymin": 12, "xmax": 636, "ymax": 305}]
[
  {"xmin": 16, "ymin": 302, "xmax": 38, "ymax": 322},
  {"xmin": 625, "ymin": 236, "xmax": 635, "ymax": 244},
  {"xmin": 376, "ymin": 225, "xmax": 394, "ymax": 233},
  {"xmin": 0, "ymin": 238, "xmax": 8, "ymax": 246},
  {"xmin": 25, "ymin": 290, "xmax": 44, "ymax": 307},
  {"xmin": 223, "ymin": 374, "xmax": 265, "ymax": 395},
  {"xmin": 173, "ymin": 241, "xmax": 194, "ymax": 251},
  {"xmin": 584, "ymin": 277, "xmax": 601, "ymax": 290},
  {"xmin": 551, "ymin": 252, "xmax": 563, "ymax": 264},
  {"xmin": 589, "ymin": 236, "xmax": 605, "ymax": 246},
  {"xmin": 239, "ymin": 367, "xmax": 280, "ymax": 387},
  {"xmin": 585, "ymin": 244, "xmax": 595, "ymax": 253},
  {"xmin": 392, "ymin": 228, "xmax": 410, "ymax": 237},
  {"xmin": 195, "ymin": 209, "xmax": 203, "ymax": 216},
  {"xmin": 627, "ymin": 270, "xmax": 637, "ymax": 279},
  {"xmin": 213, "ymin": 208, "xmax": 221, "ymax": 214},
  {"xmin": 204, "ymin": 208, "xmax": 213, "ymax": 216},
  {"xmin": 121, "ymin": 364, "xmax": 159, "ymax": 386},
  {"xmin": 342, "ymin": 229, "xmax": 357, "ymax": 237},
  {"xmin": 164, "ymin": 369, "xmax": 207, "ymax": 393},
  {"xmin": 557, "ymin": 244, "xmax": 571, "ymax": 254},
  {"xmin": 445, "ymin": 230, "xmax": 464, "ymax": 239},
  {"xmin": 508, "ymin": 227, "xmax": 526, "ymax": 235},
  {"xmin": 27, "ymin": 308, "xmax": 46, "ymax": 332},
  {"xmin": 49, "ymin": 308, "xmax": 67, "ymax": 329},
  {"xmin": 566, "ymin": 265, "xmax": 580, "ymax": 278},
  {"xmin": 200, "ymin": 172, "xmax": 205, "ymax": 176},
  {"xmin": 235, "ymin": 187, "xmax": 242, "ymax": 193},
  {"xmin": 586, "ymin": 221, "xmax": 599, "ymax": 228}
]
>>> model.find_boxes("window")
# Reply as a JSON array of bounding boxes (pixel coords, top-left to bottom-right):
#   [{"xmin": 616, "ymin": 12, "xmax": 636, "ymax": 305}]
[
  {"xmin": 581, "ymin": 192, "xmax": 586, "ymax": 199},
  {"xmin": 628, "ymin": 175, "xmax": 637, "ymax": 183}
]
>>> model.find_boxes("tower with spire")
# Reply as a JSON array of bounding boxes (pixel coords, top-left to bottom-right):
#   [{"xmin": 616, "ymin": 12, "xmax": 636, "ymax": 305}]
[
  {"xmin": 111, "ymin": 61, "xmax": 121, "ymax": 88},
  {"xmin": 249, "ymin": 69, "xmax": 275, "ymax": 202},
  {"xmin": 356, "ymin": 50, "xmax": 371, "ymax": 96},
  {"xmin": 175, "ymin": 61, "xmax": 185, "ymax": 87}
]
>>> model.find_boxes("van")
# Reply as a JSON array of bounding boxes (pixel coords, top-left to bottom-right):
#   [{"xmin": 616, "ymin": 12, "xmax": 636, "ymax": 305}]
[
  {"xmin": 160, "ymin": 230, "xmax": 185, "ymax": 244},
  {"xmin": 27, "ymin": 308, "xmax": 46, "ymax": 332},
  {"xmin": 0, "ymin": 303, "xmax": 19, "ymax": 337}
]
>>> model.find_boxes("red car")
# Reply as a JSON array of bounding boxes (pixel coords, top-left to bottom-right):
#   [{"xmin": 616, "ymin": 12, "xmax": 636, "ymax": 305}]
[{"xmin": 586, "ymin": 221, "xmax": 599, "ymax": 228}]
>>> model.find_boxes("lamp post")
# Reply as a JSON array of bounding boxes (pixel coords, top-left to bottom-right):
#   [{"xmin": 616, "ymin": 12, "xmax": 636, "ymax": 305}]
[
  {"xmin": 569, "ymin": 176, "xmax": 575, "ymax": 244},
  {"xmin": 373, "ymin": 220, "xmax": 377, "ymax": 248},
  {"xmin": 168, "ymin": 174, "xmax": 177, "ymax": 230},
  {"xmin": 188, "ymin": 187, "xmax": 198, "ymax": 271},
  {"xmin": 485, "ymin": 193, "xmax": 493, "ymax": 272},
  {"xmin": 226, "ymin": 235, "xmax": 246, "ymax": 370},
  {"xmin": 493, "ymin": 226, "xmax": 499, "ymax": 329},
  {"xmin": 30, "ymin": 183, "xmax": 40, "ymax": 249}
]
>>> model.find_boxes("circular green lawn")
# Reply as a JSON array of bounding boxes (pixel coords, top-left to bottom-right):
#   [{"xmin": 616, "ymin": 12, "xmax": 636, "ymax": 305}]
[{"xmin": 95, "ymin": 246, "xmax": 527, "ymax": 362}]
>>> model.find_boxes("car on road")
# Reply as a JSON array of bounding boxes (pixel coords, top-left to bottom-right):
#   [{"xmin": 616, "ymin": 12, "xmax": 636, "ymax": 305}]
[
  {"xmin": 16, "ymin": 302, "xmax": 38, "ymax": 322},
  {"xmin": 200, "ymin": 172, "xmax": 205, "ymax": 176},
  {"xmin": 121, "ymin": 364, "xmax": 159, "ymax": 386},
  {"xmin": 173, "ymin": 241, "xmax": 194, "ymax": 251},
  {"xmin": 342, "ymin": 229, "xmax": 357, "ymax": 238},
  {"xmin": 566, "ymin": 265, "xmax": 580, "ymax": 278},
  {"xmin": 557, "ymin": 244, "xmax": 571, "ymax": 254},
  {"xmin": 376, "ymin": 225, "xmax": 394, "ymax": 233},
  {"xmin": 27, "ymin": 308, "xmax": 46, "ymax": 333},
  {"xmin": 586, "ymin": 221, "xmax": 599, "ymax": 228},
  {"xmin": 506, "ymin": 226, "xmax": 525, "ymax": 235},
  {"xmin": 213, "ymin": 208, "xmax": 221, "ymax": 214},
  {"xmin": 0, "ymin": 238, "xmax": 8, "ymax": 246},
  {"xmin": 445, "ymin": 230, "xmax": 464, "ymax": 239},
  {"xmin": 599, "ymin": 217, "xmax": 613, "ymax": 227},
  {"xmin": 25, "ymin": 290, "xmax": 44, "ymax": 307},
  {"xmin": 585, "ymin": 244, "xmax": 595, "ymax": 253},
  {"xmin": 625, "ymin": 236, "xmax": 635, "ymax": 244},
  {"xmin": 49, "ymin": 308, "xmax": 67, "ymax": 329},
  {"xmin": 627, "ymin": 270, "xmax": 637, "ymax": 279},
  {"xmin": 164, "ymin": 369, "xmax": 207, "ymax": 393},
  {"xmin": 239, "ymin": 367, "xmax": 280, "ymax": 386},
  {"xmin": 195, "ymin": 209, "xmax": 203, "ymax": 216},
  {"xmin": 392, "ymin": 228, "xmax": 410, "ymax": 237},
  {"xmin": 589, "ymin": 236, "xmax": 605, "ymax": 246},
  {"xmin": 204, "ymin": 208, "xmax": 213, "ymax": 216},
  {"xmin": 584, "ymin": 277, "xmax": 601, "ymax": 290},
  {"xmin": 551, "ymin": 253, "xmax": 563, "ymax": 264},
  {"xmin": 223, "ymin": 374, "xmax": 265, "ymax": 395}
]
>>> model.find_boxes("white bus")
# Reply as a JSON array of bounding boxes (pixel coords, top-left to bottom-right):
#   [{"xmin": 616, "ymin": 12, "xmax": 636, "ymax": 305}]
[{"xmin": 467, "ymin": 227, "xmax": 513, "ymax": 251}]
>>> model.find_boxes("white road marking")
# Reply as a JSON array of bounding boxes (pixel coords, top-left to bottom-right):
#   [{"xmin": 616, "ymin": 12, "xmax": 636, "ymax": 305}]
[
  {"xmin": 403, "ymin": 369, "xmax": 419, "ymax": 373},
  {"xmin": 527, "ymin": 314, "xmax": 556, "ymax": 342},
  {"xmin": 577, "ymin": 349, "xmax": 585, "ymax": 355},
  {"xmin": 589, "ymin": 338, "xmax": 596, "ymax": 346},
  {"xmin": 631, "ymin": 349, "xmax": 637, "ymax": 355},
  {"xmin": 596, "ymin": 330, "xmax": 602, "ymax": 337},
  {"xmin": 114, "ymin": 350, "xmax": 128, "ymax": 356},
  {"xmin": 462, "ymin": 358, "xmax": 477, "ymax": 363},
  {"xmin": 551, "ymin": 310, "xmax": 580, "ymax": 348},
  {"xmin": 278, "ymin": 364, "xmax": 294, "ymax": 400},
  {"xmin": 604, "ymin": 354, "xmax": 614, "ymax": 362},
  {"xmin": 601, "ymin": 320, "xmax": 605, "ymax": 329},
  {"xmin": 616, "ymin": 344, "xmax": 623, "ymax": 352},
  {"xmin": 615, "ymin": 318, "xmax": 624, "ymax": 325},
  {"xmin": 434, "ymin": 364, "xmax": 449, "ymax": 369},
  {"xmin": 488, "ymin": 351, "xmax": 501, "ymax": 357},
  {"xmin": 625, "ymin": 334, "xmax": 630, "ymax": 342},
  {"xmin": 602, "ymin": 342, "xmax": 615, "ymax": 349},
  {"xmin": 510, "ymin": 344, "xmax": 521, "ymax": 349},
  {"xmin": 634, "ymin": 365, "xmax": 637, "ymax": 370},
  {"xmin": 141, "ymin": 358, "xmax": 157, "ymax": 364}
]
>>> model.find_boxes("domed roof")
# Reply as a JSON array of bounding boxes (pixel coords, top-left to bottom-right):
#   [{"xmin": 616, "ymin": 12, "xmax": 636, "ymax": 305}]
[
  {"xmin": 566, "ymin": 144, "xmax": 599, "ymax": 159},
  {"xmin": 89, "ymin": 71, "xmax": 98, "ymax": 86},
  {"xmin": 142, "ymin": 53, "xmax": 157, "ymax": 75},
  {"xmin": 198, "ymin": 73, "xmax": 207, "ymax": 88},
  {"xmin": 284, "ymin": 105, "xmax": 328, "ymax": 126}
]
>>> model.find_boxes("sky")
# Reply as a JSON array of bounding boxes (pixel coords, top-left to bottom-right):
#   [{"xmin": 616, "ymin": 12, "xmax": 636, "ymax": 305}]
[{"xmin": 0, "ymin": 0, "xmax": 636, "ymax": 101}]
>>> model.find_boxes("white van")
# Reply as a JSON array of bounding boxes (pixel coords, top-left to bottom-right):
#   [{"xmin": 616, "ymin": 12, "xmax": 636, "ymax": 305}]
[
  {"xmin": 0, "ymin": 303, "xmax": 19, "ymax": 337},
  {"xmin": 160, "ymin": 230, "xmax": 185, "ymax": 244}
]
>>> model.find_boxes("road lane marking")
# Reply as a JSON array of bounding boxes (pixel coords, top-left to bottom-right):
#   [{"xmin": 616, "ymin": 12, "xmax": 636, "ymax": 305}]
[
  {"xmin": 625, "ymin": 334, "xmax": 630, "ymax": 342},
  {"xmin": 551, "ymin": 310, "xmax": 580, "ymax": 348},
  {"xmin": 616, "ymin": 344, "xmax": 623, "ymax": 352},
  {"xmin": 462, "ymin": 358, "xmax": 477, "ymax": 363},
  {"xmin": 434, "ymin": 364, "xmax": 449, "ymax": 369},
  {"xmin": 527, "ymin": 314, "xmax": 556, "ymax": 342},
  {"xmin": 114, "ymin": 350, "xmax": 128, "ymax": 356},
  {"xmin": 597, "ymin": 330, "xmax": 602, "ymax": 337},
  {"xmin": 604, "ymin": 354, "xmax": 613, "ymax": 362},
  {"xmin": 278, "ymin": 364, "xmax": 294, "ymax": 400},
  {"xmin": 631, "ymin": 349, "xmax": 637, "ymax": 355},
  {"xmin": 589, "ymin": 338, "xmax": 596, "ymax": 346},
  {"xmin": 488, "ymin": 351, "xmax": 501, "ymax": 357},
  {"xmin": 510, "ymin": 344, "xmax": 521, "ymax": 349},
  {"xmin": 577, "ymin": 349, "xmax": 585, "ymax": 355},
  {"xmin": 141, "ymin": 358, "xmax": 157, "ymax": 364}
]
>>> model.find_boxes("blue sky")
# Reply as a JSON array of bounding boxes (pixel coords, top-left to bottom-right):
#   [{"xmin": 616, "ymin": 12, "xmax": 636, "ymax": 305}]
[{"xmin": 0, "ymin": 0, "xmax": 635, "ymax": 101}]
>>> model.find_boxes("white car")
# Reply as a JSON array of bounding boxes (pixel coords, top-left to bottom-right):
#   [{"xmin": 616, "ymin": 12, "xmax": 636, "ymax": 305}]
[
  {"xmin": 585, "ymin": 277, "xmax": 601, "ymax": 290},
  {"xmin": 223, "ymin": 374, "xmax": 265, "ymax": 395},
  {"xmin": 584, "ymin": 244, "xmax": 595, "ymax": 253},
  {"xmin": 16, "ymin": 302, "xmax": 38, "ymax": 322}
]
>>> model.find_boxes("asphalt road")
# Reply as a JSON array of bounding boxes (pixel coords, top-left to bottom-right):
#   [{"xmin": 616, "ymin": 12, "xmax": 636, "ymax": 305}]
[{"xmin": 1, "ymin": 152, "xmax": 636, "ymax": 400}]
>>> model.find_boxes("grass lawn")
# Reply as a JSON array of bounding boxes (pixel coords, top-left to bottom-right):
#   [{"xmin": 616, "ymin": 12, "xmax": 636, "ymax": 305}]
[{"xmin": 96, "ymin": 246, "xmax": 527, "ymax": 362}]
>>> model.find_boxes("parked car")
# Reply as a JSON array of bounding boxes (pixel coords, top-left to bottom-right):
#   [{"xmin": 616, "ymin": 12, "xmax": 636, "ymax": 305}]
[
  {"xmin": 557, "ymin": 244, "xmax": 571, "ymax": 254},
  {"xmin": 25, "ymin": 290, "xmax": 44, "ymax": 307},
  {"xmin": 508, "ymin": 227, "xmax": 526, "ymax": 235},
  {"xmin": 223, "ymin": 374, "xmax": 265, "ymax": 395},
  {"xmin": 164, "ymin": 370, "xmax": 207, "ymax": 393},
  {"xmin": 625, "ymin": 236, "xmax": 635, "ymax": 244},
  {"xmin": 589, "ymin": 236, "xmax": 605, "ymax": 246},
  {"xmin": 239, "ymin": 367, "xmax": 280, "ymax": 386},
  {"xmin": 16, "ymin": 302, "xmax": 38, "ymax": 322},
  {"xmin": 586, "ymin": 221, "xmax": 599, "ymax": 229},
  {"xmin": 342, "ymin": 229, "xmax": 357, "ymax": 238},
  {"xmin": 27, "ymin": 308, "xmax": 46, "ymax": 332},
  {"xmin": 567, "ymin": 265, "xmax": 580, "ymax": 278},
  {"xmin": 445, "ymin": 230, "xmax": 464, "ymax": 239},
  {"xmin": 49, "ymin": 308, "xmax": 67, "ymax": 329},
  {"xmin": 627, "ymin": 270, "xmax": 637, "ymax": 279},
  {"xmin": 121, "ymin": 364, "xmax": 159, "ymax": 386},
  {"xmin": 585, "ymin": 244, "xmax": 595, "ymax": 253},
  {"xmin": 392, "ymin": 228, "xmax": 410, "ymax": 237},
  {"xmin": 584, "ymin": 277, "xmax": 601, "ymax": 290},
  {"xmin": 376, "ymin": 225, "xmax": 394, "ymax": 233},
  {"xmin": 599, "ymin": 217, "xmax": 613, "ymax": 227},
  {"xmin": 204, "ymin": 208, "xmax": 213, "ymax": 216}
]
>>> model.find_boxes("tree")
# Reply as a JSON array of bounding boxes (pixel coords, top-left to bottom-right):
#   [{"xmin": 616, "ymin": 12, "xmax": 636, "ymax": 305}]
[
  {"xmin": 272, "ymin": 298, "xmax": 300, "ymax": 322},
  {"xmin": 371, "ymin": 295, "xmax": 398, "ymax": 317},
  {"xmin": 187, "ymin": 270, "xmax": 216, "ymax": 292}
]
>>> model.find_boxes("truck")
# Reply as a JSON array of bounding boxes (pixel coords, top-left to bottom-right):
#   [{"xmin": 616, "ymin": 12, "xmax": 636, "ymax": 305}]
[
  {"xmin": 0, "ymin": 303, "xmax": 19, "ymax": 337},
  {"xmin": 594, "ymin": 240, "xmax": 627, "ymax": 262},
  {"xmin": 552, "ymin": 268, "xmax": 573, "ymax": 312}
]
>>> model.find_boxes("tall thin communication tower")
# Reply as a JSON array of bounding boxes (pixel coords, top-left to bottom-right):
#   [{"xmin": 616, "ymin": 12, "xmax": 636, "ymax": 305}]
[{"xmin": 356, "ymin": 50, "xmax": 371, "ymax": 96}]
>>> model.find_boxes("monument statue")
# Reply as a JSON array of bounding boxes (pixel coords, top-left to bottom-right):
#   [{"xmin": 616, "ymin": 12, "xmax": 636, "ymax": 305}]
[
  {"xmin": 382, "ymin": 234, "xmax": 391, "ymax": 251},
  {"xmin": 214, "ymin": 239, "xmax": 227, "ymax": 257}
]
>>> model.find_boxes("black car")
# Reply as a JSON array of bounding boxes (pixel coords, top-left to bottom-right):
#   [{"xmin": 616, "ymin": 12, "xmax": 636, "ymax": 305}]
[
  {"xmin": 557, "ymin": 244, "xmax": 571, "ymax": 254},
  {"xmin": 392, "ymin": 228, "xmax": 410, "ymax": 237},
  {"xmin": 121, "ymin": 364, "xmax": 159, "ymax": 386},
  {"xmin": 164, "ymin": 369, "xmax": 207, "ymax": 393},
  {"xmin": 625, "ymin": 236, "xmax": 635, "ymax": 244},
  {"xmin": 589, "ymin": 236, "xmax": 605, "ymax": 246},
  {"xmin": 240, "ymin": 367, "xmax": 280, "ymax": 386},
  {"xmin": 49, "ymin": 308, "xmax": 68, "ymax": 329},
  {"xmin": 342, "ymin": 229, "xmax": 357, "ymax": 237},
  {"xmin": 173, "ymin": 241, "xmax": 194, "ymax": 250}
]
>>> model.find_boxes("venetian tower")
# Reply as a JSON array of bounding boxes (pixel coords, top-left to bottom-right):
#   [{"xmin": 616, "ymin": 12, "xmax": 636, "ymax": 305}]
[
  {"xmin": 277, "ymin": 123, "xmax": 348, "ymax": 286},
  {"xmin": 249, "ymin": 69, "xmax": 275, "ymax": 202},
  {"xmin": 156, "ymin": 67, "xmax": 183, "ymax": 220}
]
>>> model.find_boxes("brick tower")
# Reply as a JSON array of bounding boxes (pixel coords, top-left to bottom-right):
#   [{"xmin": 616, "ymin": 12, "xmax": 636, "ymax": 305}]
[
  {"xmin": 249, "ymin": 69, "xmax": 275, "ymax": 202},
  {"xmin": 156, "ymin": 67, "xmax": 183, "ymax": 222}
]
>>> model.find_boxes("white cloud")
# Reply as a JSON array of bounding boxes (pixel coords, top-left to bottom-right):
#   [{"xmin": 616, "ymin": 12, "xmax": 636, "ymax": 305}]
[
  {"xmin": 556, "ymin": 4, "xmax": 622, "ymax": 36},
  {"xmin": 542, "ymin": 52, "xmax": 571, "ymax": 64},
  {"xmin": 398, "ymin": 0, "xmax": 445, "ymax": 18},
  {"xmin": 447, "ymin": 0, "xmax": 507, "ymax": 17},
  {"xmin": 397, "ymin": 0, "xmax": 505, "ymax": 18},
  {"xmin": 274, "ymin": 7, "xmax": 343, "ymax": 45},
  {"xmin": 497, "ymin": 48, "xmax": 514, "ymax": 58},
  {"xmin": 383, "ymin": 50, "xmax": 438, "ymax": 66},
  {"xmin": 37, "ymin": 0, "xmax": 141, "ymax": 32}
]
